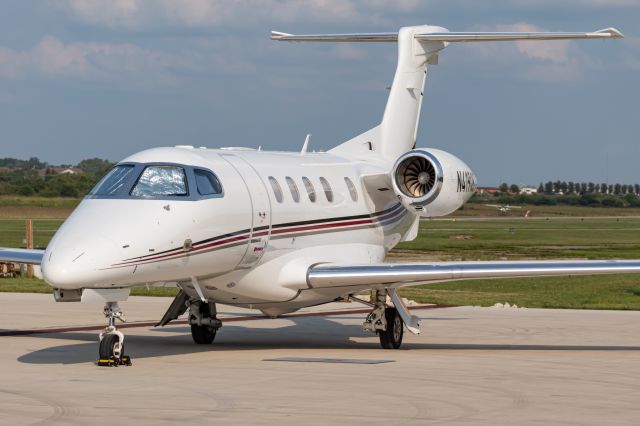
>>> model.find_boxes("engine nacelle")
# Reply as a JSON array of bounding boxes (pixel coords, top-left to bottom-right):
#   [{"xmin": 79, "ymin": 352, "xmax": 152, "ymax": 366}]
[{"xmin": 392, "ymin": 148, "xmax": 477, "ymax": 217}]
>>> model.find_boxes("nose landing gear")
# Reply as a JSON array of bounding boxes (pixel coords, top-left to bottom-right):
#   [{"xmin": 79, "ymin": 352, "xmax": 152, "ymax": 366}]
[{"xmin": 97, "ymin": 302, "xmax": 132, "ymax": 366}]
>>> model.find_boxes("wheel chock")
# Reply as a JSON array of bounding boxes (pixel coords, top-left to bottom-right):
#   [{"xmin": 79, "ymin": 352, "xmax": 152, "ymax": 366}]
[{"xmin": 97, "ymin": 355, "xmax": 132, "ymax": 367}]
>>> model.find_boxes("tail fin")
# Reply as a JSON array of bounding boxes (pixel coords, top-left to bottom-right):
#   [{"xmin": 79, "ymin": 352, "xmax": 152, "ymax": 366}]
[{"xmin": 272, "ymin": 26, "xmax": 623, "ymax": 161}]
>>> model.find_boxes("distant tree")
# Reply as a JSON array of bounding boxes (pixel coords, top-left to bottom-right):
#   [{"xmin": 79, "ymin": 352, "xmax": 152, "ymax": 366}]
[
  {"xmin": 595, "ymin": 183, "xmax": 601, "ymax": 193},
  {"xmin": 538, "ymin": 183, "xmax": 544, "ymax": 193},
  {"xmin": 26, "ymin": 157, "xmax": 45, "ymax": 170},
  {"xmin": 588, "ymin": 182, "xmax": 595, "ymax": 193},
  {"xmin": 560, "ymin": 181, "xmax": 568, "ymax": 194},
  {"xmin": 621, "ymin": 184, "xmax": 629, "ymax": 194},
  {"xmin": 499, "ymin": 182, "xmax": 509, "ymax": 193},
  {"xmin": 601, "ymin": 182, "xmax": 608, "ymax": 193},
  {"xmin": 580, "ymin": 183, "xmax": 588, "ymax": 194},
  {"xmin": 568, "ymin": 181, "xmax": 575, "ymax": 194},
  {"xmin": 510, "ymin": 184, "xmax": 520, "ymax": 194},
  {"xmin": 635, "ymin": 184, "xmax": 640, "ymax": 195},
  {"xmin": 544, "ymin": 181, "xmax": 553, "ymax": 194},
  {"xmin": 77, "ymin": 158, "xmax": 113, "ymax": 177},
  {"xmin": 553, "ymin": 181, "xmax": 562, "ymax": 193},
  {"xmin": 614, "ymin": 183, "xmax": 622, "ymax": 195},
  {"xmin": 625, "ymin": 193, "xmax": 640, "ymax": 207},
  {"xmin": 608, "ymin": 184, "xmax": 614, "ymax": 194}
]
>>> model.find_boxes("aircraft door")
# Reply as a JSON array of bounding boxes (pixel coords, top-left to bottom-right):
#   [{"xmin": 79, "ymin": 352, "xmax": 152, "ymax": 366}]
[{"xmin": 221, "ymin": 154, "xmax": 271, "ymax": 267}]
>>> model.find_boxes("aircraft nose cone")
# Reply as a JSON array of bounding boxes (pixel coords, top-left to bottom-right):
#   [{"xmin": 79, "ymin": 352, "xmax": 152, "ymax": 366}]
[{"xmin": 42, "ymin": 236, "xmax": 121, "ymax": 289}]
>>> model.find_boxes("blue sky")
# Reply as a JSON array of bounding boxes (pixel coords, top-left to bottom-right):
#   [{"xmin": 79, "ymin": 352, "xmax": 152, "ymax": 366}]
[{"xmin": 0, "ymin": 0, "xmax": 638, "ymax": 186}]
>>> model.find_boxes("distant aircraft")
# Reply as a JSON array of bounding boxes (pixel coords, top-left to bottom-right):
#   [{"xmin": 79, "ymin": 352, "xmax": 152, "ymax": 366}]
[
  {"xmin": 1, "ymin": 25, "xmax": 634, "ymax": 365},
  {"xmin": 485, "ymin": 204, "xmax": 523, "ymax": 214}
]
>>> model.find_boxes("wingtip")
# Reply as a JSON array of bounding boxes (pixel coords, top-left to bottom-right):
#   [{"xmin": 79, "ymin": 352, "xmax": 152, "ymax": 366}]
[
  {"xmin": 595, "ymin": 27, "xmax": 624, "ymax": 38},
  {"xmin": 271, "ymin": 31, "xmax": 292, "ymax": 40}
]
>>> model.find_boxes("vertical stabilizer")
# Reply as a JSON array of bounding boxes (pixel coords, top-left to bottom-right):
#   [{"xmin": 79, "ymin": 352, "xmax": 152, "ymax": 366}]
[
  {"xmin": 271, "ymin": 25, "xmax": 623, "ymax": 161},
  {"xmin": 378, "ymin": 26, "xmax": 447, "ymax": 159}
]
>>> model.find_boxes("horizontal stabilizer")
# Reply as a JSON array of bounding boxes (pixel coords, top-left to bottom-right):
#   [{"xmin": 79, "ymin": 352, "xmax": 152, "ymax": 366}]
[
  {"xmin": 271, "ymin": 27, "xmax": 623, "ymax": 43},
  {"xmin": 416, "ymin": 28, "xmax": 624, "ymax": 42}
]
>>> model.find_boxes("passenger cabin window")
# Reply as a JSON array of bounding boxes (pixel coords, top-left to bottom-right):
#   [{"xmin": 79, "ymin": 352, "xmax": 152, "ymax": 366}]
[
  {"xmin": 89, "ymin": 165, "xmax": 136, "ymax": 196},
  {"xmin": 194, "ymin": 169, "xmax": 223, "ymax": 196},
  {"xmin": 268, "ymin": 176, "xmax": 283, "ymax": 203},
  {"xmin": 131, "ymin": 166, "xmax": 188, "ymax": 197},
  {"xmin": 319, "ymin": 177, "xmax": 333, "ymax": 202},
  {"xmin": 285, "ymin": 177, "xmax": 300, "ymax": 203},
  {"xmin": 302, "ymin": 177, "xmax": 316, "ymax": 202},
  {"xmin": 344, "ymin": 177, "xmax": 358, "ymax": 202}
]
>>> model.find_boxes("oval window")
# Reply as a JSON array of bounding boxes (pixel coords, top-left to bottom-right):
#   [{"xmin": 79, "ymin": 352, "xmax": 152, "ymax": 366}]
[
  {"xmin": 319, "ymin": 177, "xmax": 333, "ymax": 202},
  {"xmin": 302, "ymin": 177, "xmax": 316, "ymax": 202},
  {"xmin": 285, "ymin": 176, "xmax": 300, "ymax": 202},
  {"xmin": 268, "ymin": 176, "xmax": 283, "ymax": 203},
  {"xmin": 344, "ymin": 177, "xmax": 358, "ymax": 202}
]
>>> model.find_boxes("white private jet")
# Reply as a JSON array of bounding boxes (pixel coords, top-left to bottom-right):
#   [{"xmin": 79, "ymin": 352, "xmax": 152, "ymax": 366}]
[
  {"xmin": 485, "ymin": 204, "xmax": 523, "ymax": 214},
  {"xmin": 1, "ymin": 25, "xmax": 636, "ymax": 365}
]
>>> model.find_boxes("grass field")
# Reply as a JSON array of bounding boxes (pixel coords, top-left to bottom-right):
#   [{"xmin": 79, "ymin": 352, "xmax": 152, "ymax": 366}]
[{"xmin": 1, "ymin": 205, "xmax": 640, "ymax": 310}]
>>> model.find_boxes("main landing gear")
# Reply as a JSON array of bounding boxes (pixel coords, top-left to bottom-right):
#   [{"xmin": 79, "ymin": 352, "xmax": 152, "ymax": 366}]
[
  {"xmin": 97, "ymin": 302, "xmax": 132, "ymax": 366},
  {"xmin": 361, "ymin": 289, "xmax": 422, "ymax": 349},
  {"xmin": 188, "ymin": 301, "xmax": 222, "ymax": 345}
]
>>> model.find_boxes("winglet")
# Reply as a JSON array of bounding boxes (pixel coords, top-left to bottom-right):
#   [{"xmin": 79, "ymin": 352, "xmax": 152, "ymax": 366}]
[
  {"xmin": 594, "ymin": 27, "xmax": 624, "ymax": 38},
  {"xmin": 271, "ymin": 31, "xmax": 292, "ymax": 40}
]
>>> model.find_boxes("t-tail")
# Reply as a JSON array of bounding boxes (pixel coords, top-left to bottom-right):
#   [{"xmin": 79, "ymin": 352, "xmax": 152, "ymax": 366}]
[{"xmin": 272, "ymin": 26, "xmax": 623, "ymax": 161}]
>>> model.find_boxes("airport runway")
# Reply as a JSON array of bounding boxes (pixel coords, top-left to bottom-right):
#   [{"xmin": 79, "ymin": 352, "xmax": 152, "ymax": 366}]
[{"xmin": 1, "ymin": 293, "xmax": 639, "ymax": 425}]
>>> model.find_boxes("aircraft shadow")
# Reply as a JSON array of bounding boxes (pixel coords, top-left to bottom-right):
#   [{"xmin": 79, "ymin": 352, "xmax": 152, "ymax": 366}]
[{"xmin": 15, "ymin": 315, "xmax": 640, "ymax": 365}]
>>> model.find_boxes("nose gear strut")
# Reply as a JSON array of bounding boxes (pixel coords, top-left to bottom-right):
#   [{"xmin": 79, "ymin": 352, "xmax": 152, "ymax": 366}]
[{"xmin": 97, "ymin": 302, "xmax": 132, "ymax": 366}]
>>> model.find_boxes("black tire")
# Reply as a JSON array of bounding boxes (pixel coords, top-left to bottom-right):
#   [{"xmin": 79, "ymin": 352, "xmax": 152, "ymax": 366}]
[
  {"xmin": 379, "ymin": 307, "xmax": 404, "ymax": 349},
  {"xmin": 190, "ymin": 303, "xmax": 217, "ymax": 344},
  {"xmin": 99, "ymin": 334, "xmax": 123, "ymax": 359}
]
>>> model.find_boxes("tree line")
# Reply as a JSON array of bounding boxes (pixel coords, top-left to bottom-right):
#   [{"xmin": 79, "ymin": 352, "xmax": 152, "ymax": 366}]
[
  {"xmin": 0, "ymin": 157, "xmax": 113, "ymax": 198},
  {"xmin": 477, "ymin": 180, "xmax": 640, "ymax": 208}
]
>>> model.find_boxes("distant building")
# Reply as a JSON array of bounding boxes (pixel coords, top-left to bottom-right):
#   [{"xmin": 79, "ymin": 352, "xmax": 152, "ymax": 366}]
[
  {"xmin": 37, "ymin": 167, "xmax": 84, "ymax": 177},
  {"xmin": 477, "ymin": 187, "xmax": 500, "ymax": 194},
  {"xmin": 55, "ymin": 167, "xmax": 83, "ymax": 175},
  {"xmin": 519, "ymin": 186, "xmax": 538, "ymax": 195}
]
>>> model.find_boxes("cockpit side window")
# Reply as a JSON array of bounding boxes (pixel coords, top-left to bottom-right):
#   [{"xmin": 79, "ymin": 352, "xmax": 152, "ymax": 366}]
[
  {"xmin": 131, "ymin": 166, "xmax": 188, "ymax": 197},
  {"xmin": 194, "ymin": 169, "xmax": 223, "ymax": 196},
  {"xmin": 89, "ymin": 165, "xmax": 136, "ymax": 196}
]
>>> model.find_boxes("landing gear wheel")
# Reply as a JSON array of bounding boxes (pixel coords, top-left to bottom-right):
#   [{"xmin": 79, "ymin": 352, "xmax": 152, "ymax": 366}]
[
  {"xmin": 191, "ymin": 324, "xmax": 216, "ymax": 344},
  {"xmin": 99, "ymin": 334, "xmax": 122, "ymax": 359},
  {"xmin": 190, "ymin": 303, "xmax": 217, "ymax": 344},
  {"xmin": 379, "ymin": 307, "xmax": 404, "ymax": 349},
  {"xmin": 97, "ymin": 302, "xmax": 131, "ymax": 366}
]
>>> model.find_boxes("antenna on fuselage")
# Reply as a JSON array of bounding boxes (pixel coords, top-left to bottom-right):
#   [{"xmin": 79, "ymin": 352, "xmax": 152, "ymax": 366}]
[{"xmin": 301, "ymin": 134, "xmax": 311, "ymax": 155}]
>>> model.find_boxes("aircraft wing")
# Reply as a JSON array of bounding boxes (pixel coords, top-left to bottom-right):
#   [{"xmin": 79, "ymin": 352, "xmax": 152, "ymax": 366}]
[
  {"xmin": 0, "ymin": 248, "xmax": 45, "ymax": 265},
  {"xmin": 307, "ymin": 260, "xmax": 640, "ymax": 293}
]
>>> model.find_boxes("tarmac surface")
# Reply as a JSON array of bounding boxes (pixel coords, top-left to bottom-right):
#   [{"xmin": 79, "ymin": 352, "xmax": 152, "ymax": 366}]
[{"xmin": 1, "ymin": 293, "xmax": 639, "ymax": 425}]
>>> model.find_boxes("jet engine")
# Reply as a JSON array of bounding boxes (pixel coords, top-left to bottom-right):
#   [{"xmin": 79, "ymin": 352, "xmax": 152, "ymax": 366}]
[{"xmin": 391, "ymin": 148, "xmax": 476, "ymax": 217}]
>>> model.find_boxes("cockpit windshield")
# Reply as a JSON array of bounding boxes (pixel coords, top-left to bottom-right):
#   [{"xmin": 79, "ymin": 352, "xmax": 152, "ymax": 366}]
[
  {"xmin": 131, "ymin": 166, "xmax": 188, "ymax": 197},
  {"xmin": 89, "ymin": 165, "xmax": 136, "ymax": 196},
  {"xmin": 87, "ymin": 162, "xmax": 222, "ymax": 200}
]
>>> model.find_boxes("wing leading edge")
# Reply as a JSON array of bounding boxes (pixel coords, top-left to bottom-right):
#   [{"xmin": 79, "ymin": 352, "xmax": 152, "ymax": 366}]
[
  {"xmin": 0, "ymin": 248, "xmax": 45, "ymax": 265},
  {"xmin": 307, "ymin": 260, "xmax": 640, "ymax": 290}
]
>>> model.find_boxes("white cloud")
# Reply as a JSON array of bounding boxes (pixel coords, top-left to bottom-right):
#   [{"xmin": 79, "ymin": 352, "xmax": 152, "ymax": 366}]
[
  {"xmin": 59, "ymin": 0, "xmax": 419, "ymax": 30},
  {"xmin": 0, "ymin": 36, "xmax": 196, "ymax": 85}
]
